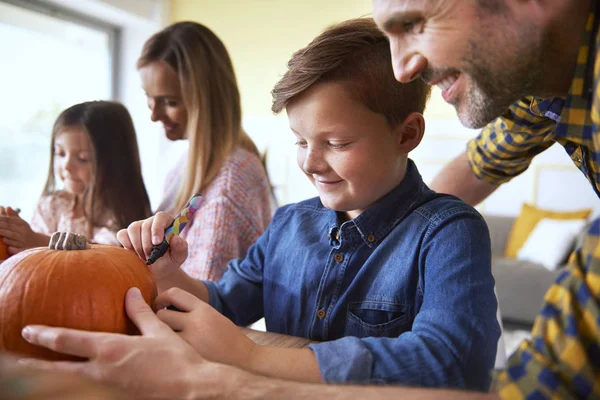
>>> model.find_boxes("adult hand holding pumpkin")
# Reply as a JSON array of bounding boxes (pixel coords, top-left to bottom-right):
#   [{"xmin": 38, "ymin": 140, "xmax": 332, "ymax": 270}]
[
  {"xmin": 18, "ymin": 287, "xmax": 233, "ymax": 399},
  {"xmin": 0, "ymin": 206, "xmax": 48, "ymax": 255}
]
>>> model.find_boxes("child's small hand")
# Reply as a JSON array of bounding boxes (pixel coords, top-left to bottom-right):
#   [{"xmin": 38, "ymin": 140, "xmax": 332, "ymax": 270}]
[
  {"xmin": 154, "ymin": 288, "xmax": 257, "ymax": 370},
  {"xmin": 0, "ymin": 206, "xmax": 19, "ymax": 217},
  {"xmin": 117, "ymin": 212, "xmax": 189, "ymax": 281},
  {"xmin": 0, "ymin": 208, "xmax": 47, "ymax": 254}
]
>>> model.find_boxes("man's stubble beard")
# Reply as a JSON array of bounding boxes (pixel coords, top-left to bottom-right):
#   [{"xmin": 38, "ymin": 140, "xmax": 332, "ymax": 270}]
[{"xmin": 455, "ymin": 23, "xmax": 545, "ymax": 129}]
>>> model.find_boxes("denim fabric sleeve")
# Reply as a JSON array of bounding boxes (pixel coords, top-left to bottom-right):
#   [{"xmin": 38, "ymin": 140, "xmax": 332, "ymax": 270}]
[
  {"xmin": 205, "ymin": 208, "xmax": 285, "ymax": 326},
  {"xmin": 310, "ymin": 209, "xmax": 500, "ymax": 390},
  {"xmin": 205, "ymin": 233, "xmax": 268, "ymax": 325}
]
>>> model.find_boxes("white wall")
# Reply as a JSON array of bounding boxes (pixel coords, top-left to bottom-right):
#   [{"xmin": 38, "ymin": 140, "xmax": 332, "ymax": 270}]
[{"xmin": 412, "ymin": 118, "xmax": 600, "ymax": 217}]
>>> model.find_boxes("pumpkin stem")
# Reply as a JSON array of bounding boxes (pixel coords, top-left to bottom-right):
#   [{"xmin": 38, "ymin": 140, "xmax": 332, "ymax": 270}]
[{"xmin": 49, "ymin": 232, "xmax": 91, "ymax": 250}]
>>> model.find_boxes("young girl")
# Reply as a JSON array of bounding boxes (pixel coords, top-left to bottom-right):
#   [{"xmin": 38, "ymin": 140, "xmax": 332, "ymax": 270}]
[
  {"xmin": 136, "ymin": 22, "xmax": 273, "ymax": 281},
  {"xmin": 0, "ymin": 101, "xmax": 152, "ymax": 253}
]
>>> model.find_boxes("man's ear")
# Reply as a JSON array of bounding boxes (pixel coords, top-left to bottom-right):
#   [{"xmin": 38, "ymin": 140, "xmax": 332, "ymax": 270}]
[{"xmin": 394, "ymin": 112, "xmax": 425, "ymax": 153}]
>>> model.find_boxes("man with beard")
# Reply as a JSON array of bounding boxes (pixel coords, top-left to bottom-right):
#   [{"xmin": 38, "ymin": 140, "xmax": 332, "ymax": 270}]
[
  {"xmin": 13, "ymin": 1, "xmax": 599, "ymax": 399},
  {"xmin": 372, "ymin": 0, "xmax": 600, "ymax": 398}
]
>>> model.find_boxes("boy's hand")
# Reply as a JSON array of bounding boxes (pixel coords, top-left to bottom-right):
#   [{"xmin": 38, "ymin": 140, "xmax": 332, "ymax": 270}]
[
  {"xmin": 0, "ymin": 207, "xmax": 47, "ymax": 254},
  {"xmin": 155, "ymin": 287, "xmax": 258, "ymax": 370},
  {"xmin": 117, "ymin": 212, "xmax": 188, "ymax": 281}
]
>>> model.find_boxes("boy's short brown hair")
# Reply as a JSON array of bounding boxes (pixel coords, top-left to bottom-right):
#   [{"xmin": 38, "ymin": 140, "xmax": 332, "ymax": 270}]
[{"xmin": 271, "ymin": 18, "xmax": 431, "ymax": 127}]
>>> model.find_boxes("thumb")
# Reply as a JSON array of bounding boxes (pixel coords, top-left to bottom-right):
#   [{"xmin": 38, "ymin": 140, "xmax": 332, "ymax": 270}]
[
  {"xmin": 125, "ymin": 288, "xmax": 170, "ymax": 337},
  {"xmin": 6, "ymin": 207, "xmax": 19, "ymax": 217},
  {"xmin": 168, "ymin": 236, "xmax": 189, "ymax": 266}
]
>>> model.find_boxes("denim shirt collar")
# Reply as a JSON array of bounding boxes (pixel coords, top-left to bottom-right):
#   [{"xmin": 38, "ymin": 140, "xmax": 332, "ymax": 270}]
[{"xmin": 327, "ymin": 159, "xmax": 426, "ymax": 248}]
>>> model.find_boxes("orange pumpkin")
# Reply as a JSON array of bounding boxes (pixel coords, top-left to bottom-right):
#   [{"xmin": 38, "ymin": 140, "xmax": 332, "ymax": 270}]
[
  {"xmin": 0, "ymin": 238, "xmax": 7, "ymax": 261},
  {"xmin": 0, "ymin": 232, "xmax": 157, "ymax": 360}
]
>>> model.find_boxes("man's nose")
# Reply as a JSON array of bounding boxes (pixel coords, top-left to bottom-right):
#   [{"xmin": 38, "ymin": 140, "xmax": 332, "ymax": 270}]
[{"xmin": 391, "ymin": 44, "xmax": 427, "ymax": 83}]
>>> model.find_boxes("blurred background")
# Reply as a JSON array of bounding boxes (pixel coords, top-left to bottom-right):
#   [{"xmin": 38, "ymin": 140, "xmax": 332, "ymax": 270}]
[{"xmin": 1, "ymin": 0, "xmax": 596, "ymax": 221}]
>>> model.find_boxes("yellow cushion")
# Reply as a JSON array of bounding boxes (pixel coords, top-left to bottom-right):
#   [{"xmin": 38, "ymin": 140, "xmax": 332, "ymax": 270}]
[{"xmin": 504, "ymin": 203, "xmax": 592, "ymax": 258}]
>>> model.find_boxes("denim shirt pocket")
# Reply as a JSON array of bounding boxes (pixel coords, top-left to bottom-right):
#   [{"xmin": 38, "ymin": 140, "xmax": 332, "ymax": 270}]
[{"xmin": 345, "ymin": 301, "xmax": 411, "ymax": 338}]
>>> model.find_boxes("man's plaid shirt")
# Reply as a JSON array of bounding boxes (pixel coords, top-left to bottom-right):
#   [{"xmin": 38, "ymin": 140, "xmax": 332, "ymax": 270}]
[{"xmin": 474, "ymin": 6, "xmax": 600, "ymax": 399}]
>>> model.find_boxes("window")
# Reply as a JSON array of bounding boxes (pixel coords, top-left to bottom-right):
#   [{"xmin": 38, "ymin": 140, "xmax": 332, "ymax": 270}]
[{"xmin": 0, "ymin": 0, "xmax": 117, "ymax": 220}]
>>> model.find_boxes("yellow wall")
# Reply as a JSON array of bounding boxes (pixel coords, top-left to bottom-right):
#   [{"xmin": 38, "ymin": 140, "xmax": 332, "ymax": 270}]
[
  {"xmin": 171, "ymin": 0, "xmax": 457, "ymax": 121},
  {"xmin": 172, "ymin": 0, "xmax": 371, "ymax": 118}
]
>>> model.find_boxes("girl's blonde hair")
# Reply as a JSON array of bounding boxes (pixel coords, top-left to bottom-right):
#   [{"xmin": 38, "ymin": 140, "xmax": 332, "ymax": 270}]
[
  {"xmin": 43, "ymin": 101, "xmax": 152, "ymax": 237},
  {"xmin": 138, "ymin": 21, "xmax": 260, "ymax": 211}
]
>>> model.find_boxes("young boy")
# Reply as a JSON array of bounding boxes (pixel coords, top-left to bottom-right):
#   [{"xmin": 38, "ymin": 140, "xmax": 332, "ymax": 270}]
[{"xmin": 119, "ymin": 18, "xmax": 499, "ymax": 390}]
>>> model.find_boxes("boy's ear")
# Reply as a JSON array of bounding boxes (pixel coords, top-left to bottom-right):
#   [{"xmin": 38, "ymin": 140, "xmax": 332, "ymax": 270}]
[{"xmin": 394, "ymin": 112, "xmax": 425, "ymax": 153}]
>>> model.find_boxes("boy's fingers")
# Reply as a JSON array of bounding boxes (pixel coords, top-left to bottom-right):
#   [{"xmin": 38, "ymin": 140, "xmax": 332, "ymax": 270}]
[
  {"xmin": 116, "ymin": 229, "xmax": 133, "ymax": 249},
  {"xmin": 126, "ymin": 221, "xmax": 146, "ymax": 261},
  {"xmin": 155, "ymin": 309, "xmax": 186, "ymax": 331},
  {"xmin": 141, "ymin": 218, "xmax": 155, "ymax": 260},
  {"xmin": 154, "ymin": 287, "xmax": 201, "ymax": 312},
  {"xmin": 151, "ymin": 212, "xmax": 173, "ymax": 246},
  {"xmin": 169, "ymin": 236, "xmax": 188, "ymax": 265}
]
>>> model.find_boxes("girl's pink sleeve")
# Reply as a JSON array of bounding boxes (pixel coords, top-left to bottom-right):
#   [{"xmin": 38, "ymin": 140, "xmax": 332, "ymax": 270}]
[{"xmin": 29, "ymin": 195, "xmax": 58, "ymax": 235}]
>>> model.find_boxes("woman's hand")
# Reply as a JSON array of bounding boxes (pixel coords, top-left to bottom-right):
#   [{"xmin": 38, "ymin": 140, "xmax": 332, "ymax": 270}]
[
  {"xmin": 155, "ymin": 287, "xmax": 258, "ymax": 370},
  {"xmin": 0, "ymin": 206, "xmax": 48, "ymax": 254},
  {"xmin": 117, "ymin": 212, "xmax": 189, "ymax": 281}
]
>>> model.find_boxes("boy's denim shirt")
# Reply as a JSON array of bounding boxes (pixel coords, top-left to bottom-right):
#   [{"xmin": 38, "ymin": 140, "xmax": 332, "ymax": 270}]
[{"xmin": 206, "ymin": 160, "xmax": 500, "ymax": 390}]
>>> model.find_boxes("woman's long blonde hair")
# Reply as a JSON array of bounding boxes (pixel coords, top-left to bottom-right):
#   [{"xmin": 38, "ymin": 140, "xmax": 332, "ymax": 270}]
[{"xmin": 138, "ymin": 21, "xmax": 260, "ymax": 211}]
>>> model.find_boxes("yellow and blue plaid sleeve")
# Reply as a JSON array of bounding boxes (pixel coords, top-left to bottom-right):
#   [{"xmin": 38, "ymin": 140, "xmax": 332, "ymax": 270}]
[
  {"xmin": 467, "ymin": 97, "xmax": 557, "ymax": 185},
  {"xmin": 493, "ymin": 218, "xmax": 600, "ymax": 399}
]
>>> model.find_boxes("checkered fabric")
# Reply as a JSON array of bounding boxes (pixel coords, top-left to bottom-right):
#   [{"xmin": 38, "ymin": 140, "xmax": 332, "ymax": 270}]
[
  {"xmin": 493, "ymin": 220, "xmax": 600, "ymax": 399},
  {"xmin": 489, "ymin": 5, "xmax": 600, "ymax": 399},
  {"xmin": 467, "ymin": 10, "xmax": 600, "ymax": 198}
]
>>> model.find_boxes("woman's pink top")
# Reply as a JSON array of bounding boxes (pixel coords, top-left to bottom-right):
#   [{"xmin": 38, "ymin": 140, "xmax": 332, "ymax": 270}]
[
  {"xmin": 30, "ymin": 191, "xmax": 119, "ymax": 246},
  {"xmin": 157, "ymin": 147, "xmax": 273, "ymax": 281}
]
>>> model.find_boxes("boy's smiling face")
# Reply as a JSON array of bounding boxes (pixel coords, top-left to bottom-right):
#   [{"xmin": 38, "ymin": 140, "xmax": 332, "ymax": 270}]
[{"xmin": 287, "ymin": 81, "xmax": 422, "ymax": 220}]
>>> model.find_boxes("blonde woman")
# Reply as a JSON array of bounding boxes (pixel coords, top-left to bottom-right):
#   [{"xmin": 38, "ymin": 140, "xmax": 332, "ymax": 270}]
[{"xmin": 137, "ymin": 21, "xmax": 273, "ymax": 281}]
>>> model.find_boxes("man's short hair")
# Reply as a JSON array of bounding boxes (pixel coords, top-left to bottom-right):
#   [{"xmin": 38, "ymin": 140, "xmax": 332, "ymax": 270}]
[{"xmin": 271, "ymin": 18, "xmax": 431, "ymax": 127}]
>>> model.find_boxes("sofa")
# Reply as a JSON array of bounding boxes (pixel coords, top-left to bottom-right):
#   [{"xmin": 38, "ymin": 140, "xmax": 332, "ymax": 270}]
[{"xmin": 484, "ymin": 215, "xmax": 566, "ymax": 328}]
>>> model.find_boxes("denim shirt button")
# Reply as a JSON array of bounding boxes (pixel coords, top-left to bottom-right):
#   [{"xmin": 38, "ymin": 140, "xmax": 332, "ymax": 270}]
[
  {"xmin": 334, "ymin": 253, "xmax": 344, "ymax": 263},
  {"xmin": 317, "ymin": 309, "xmax": 326, "ymax": 319},
  {"xmin": 367, "ymin": 234, "xmax": 375, "ymax": 242}
]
